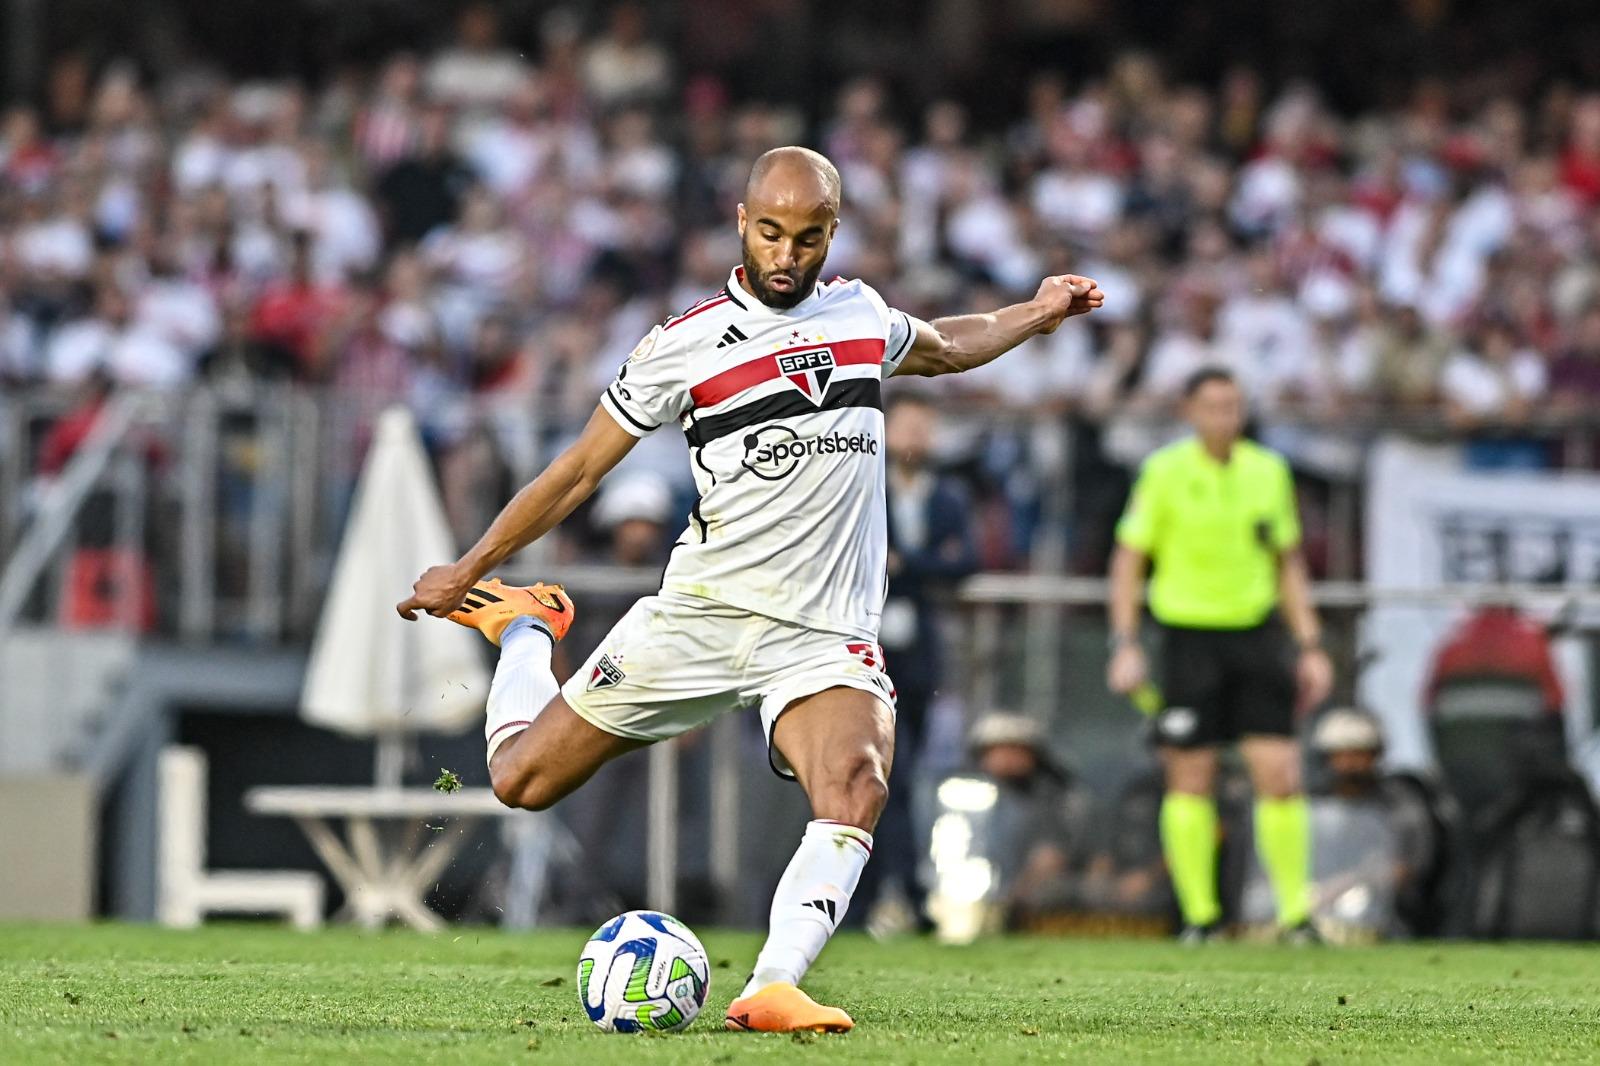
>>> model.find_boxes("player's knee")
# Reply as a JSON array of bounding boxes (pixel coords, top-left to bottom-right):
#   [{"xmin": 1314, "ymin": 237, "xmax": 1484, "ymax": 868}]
[
  {"xmin": 1162, "ymin": 750, "xmax": 1216, "ymax": 795},
  {"xmin": 1243, "ymin": 741, "xmax": 1301, "ymax": 798},
  {"xmin": 1255, "ymin": 764, "xmax": 1300, "ymax": 800}
]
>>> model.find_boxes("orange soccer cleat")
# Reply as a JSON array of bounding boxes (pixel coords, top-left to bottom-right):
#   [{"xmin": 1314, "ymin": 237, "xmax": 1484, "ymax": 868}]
[
  {"xmin": 446, "ymin": 579, "xmax": 574, "ymax": 646},
  {"xmin": 724, "ymin": 982, "xmax": 854, "ymax": 1034}
]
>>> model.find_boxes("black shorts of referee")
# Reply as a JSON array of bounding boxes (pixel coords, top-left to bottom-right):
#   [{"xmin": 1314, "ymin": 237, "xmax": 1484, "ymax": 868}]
[{"xmin": 1152, "ymin": 618, "xmax": 1297, "ymax": 749}]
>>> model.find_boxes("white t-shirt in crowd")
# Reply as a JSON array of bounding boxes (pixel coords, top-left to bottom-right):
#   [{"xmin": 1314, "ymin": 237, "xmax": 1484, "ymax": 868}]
[{"xmin": 1440, "ymin": 349, "xmax": 1547, "ymax": 415}]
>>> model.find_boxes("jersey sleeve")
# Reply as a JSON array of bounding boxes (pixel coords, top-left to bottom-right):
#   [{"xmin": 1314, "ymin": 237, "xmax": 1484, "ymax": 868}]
[
  {"xmin": 598, "ymin": 325, "xmax": 689, "ymax": 437},
  {"xmin": 881, "ymin": 306, "xmax": 923, "ymax": 377},
  {"xmin": 1268, "ymin": 457, "xmax": 1302, "ymax": 553},
  {"xmin": 856, "ymin": 279, "xmax": 924, "ymax": 377},
  {"xmin": 1114, "ymin": 459, "xmax": 1163, "ymax": 553}
]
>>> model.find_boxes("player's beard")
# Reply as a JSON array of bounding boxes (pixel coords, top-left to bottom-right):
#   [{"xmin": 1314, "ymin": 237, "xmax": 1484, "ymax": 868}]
[{"xmin": 741, "ymin": 243, "xmax": 826, "ymax": 309}]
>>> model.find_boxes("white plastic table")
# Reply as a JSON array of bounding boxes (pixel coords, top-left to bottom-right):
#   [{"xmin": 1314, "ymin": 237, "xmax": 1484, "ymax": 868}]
[{"xmin": 244, "ymin": 786, "xmax": 517, "ymax": 931}]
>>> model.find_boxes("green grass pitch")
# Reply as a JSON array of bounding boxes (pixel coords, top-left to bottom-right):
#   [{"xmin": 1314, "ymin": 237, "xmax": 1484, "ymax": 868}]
[{"xmin": 2, "ymin": 923, "xmax": 1598, "ymax": 1064}]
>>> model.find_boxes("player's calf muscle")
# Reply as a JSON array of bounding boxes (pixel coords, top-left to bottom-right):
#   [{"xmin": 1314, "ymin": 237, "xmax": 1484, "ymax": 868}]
[{"xmin": 487, "ymin": 744, "xmax": 558, "ymax": 810}]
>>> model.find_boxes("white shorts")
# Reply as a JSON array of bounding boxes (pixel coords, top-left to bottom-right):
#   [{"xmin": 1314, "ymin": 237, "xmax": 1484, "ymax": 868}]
[{"xmin": 560, "ymin": 591, "xmax": 896, "ymax": 778}]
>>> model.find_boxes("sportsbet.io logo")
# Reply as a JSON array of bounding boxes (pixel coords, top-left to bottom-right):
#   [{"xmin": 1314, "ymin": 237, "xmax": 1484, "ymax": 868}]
[{"xmin": 740, "ymin": 425, "xmax": 879, "ymax": 480}]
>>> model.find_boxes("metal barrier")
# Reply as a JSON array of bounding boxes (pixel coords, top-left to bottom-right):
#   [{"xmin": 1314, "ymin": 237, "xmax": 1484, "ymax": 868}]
[{"xmin": 0, "ymin": 392, "xmax": 147, "ymax": 644}]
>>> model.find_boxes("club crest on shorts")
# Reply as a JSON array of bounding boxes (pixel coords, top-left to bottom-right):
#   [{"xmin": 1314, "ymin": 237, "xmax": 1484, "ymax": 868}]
[
  {"xmin": 588, "ymin": 654, "xmax": 625, "ymax": 691},
  {"xmin": 776, "ymin": 348, "xmax": 836, "ymax": 405}
]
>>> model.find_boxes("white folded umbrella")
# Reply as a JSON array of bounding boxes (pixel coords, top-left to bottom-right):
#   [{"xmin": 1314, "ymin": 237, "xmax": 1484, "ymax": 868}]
[{"xmin": 301, "ymin": 406, "xmax": 489, "ymax": 786}]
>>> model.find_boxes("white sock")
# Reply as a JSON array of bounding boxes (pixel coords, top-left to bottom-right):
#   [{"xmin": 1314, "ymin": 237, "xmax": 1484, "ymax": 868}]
[
  {"xmin": 742, "ymin": 819, "xmax": 873, "ymax": 997},
  {"xmin": 484, "ymin": 616, "xmax": 558, "ymax": 765}
]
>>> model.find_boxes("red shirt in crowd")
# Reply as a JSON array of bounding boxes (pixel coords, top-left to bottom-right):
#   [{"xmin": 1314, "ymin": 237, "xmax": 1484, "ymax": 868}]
[{"xmin": 249, "ymin": 280, "xmax": 347, "ymax": 374}]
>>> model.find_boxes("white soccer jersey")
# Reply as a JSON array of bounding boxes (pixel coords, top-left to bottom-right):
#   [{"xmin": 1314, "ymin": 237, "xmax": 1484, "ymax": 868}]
[{"xmin": 599, "ymin": 266, "xmax": 920, "ymax": 638}]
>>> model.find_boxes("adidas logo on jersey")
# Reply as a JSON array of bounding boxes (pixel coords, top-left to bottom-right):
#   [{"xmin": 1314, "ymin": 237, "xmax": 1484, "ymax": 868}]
[{"xmin": 715, "ymin": 324, "xmax": 748, "ymax": 348}]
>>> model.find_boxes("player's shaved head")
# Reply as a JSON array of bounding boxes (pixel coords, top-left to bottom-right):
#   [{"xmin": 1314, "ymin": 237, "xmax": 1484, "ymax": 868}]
[
  {"xmin": 737, "ymin": 147, "xmax": 842, "ymax": 309},
  {"xmin": 744, "ymin": 146, "xmax": 842, "ymax": 216}
]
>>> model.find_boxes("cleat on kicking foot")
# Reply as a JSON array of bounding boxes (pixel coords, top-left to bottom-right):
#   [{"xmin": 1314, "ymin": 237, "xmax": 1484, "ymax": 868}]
[
  {"xmin": 446, "ymin": 578, "xmax": 574, "ymax": 646},
  {"xmin": 725, "ymin": 982, "xmax": 854, "ymax": 1033}
]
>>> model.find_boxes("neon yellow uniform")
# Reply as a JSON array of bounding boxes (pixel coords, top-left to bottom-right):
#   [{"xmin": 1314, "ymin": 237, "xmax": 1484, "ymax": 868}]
[
  {"xmin": 1114, "ymin": 435, "xmax": 1312, "ymax": 931},
  {"xmin": 1114, "ymin": 437, "xmax": 1300, "ymax": 629}
]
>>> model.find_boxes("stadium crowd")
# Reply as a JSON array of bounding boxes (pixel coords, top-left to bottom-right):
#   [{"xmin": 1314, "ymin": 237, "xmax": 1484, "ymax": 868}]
[{"xmin": 5, "ymin": 3, "xmax": 1600, "ymax": 569}]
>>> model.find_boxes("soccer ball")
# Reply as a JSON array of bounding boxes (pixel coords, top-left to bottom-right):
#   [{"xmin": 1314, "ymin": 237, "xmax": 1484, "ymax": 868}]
[{"xmin": 577, "ymin": 910, "xmax": 710, "ymax": 1033}]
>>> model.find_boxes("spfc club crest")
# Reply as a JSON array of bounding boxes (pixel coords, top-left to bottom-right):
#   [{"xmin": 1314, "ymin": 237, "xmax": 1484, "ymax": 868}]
[
  {"xmin": 776, "ymin": 348, "xmax": 837, "ymax": 405},
  {"xmin": 587, "ymin": 654, "xmax": 625, "ymax": 691}
]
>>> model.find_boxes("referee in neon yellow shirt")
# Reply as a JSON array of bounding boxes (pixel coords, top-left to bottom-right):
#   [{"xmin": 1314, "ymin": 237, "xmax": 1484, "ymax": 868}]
[{"xmin": 1106, "ymin": 367, "xmax": 1333, "ymax": 941}]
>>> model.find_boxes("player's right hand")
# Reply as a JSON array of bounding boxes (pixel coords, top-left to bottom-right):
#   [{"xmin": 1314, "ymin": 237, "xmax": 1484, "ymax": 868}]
[
  {"xmin": 1034, "ymin": 274, "xmax": 1104, "ymax": 334},
  {"xmin": 1106, "ymin": 643, "xmax": 1148, "ymax": 695},
  {"xmin": 396, "ymin": 563, "xmax": 477, "ymax": 620}
]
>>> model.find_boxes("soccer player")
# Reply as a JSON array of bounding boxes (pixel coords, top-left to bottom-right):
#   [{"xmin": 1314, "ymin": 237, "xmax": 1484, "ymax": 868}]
[
  {"xmin": 1105, "ymin": 366, "xmax": 1334, "ymax": 942},
  {"xmin": 398, "ymin": 146, "xmax": 1103, "ymax": 1032}
]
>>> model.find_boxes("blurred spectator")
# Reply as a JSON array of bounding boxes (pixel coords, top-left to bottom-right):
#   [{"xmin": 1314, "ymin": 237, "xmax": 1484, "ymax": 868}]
[
  {"xmin": 1364, "ymin": 298, "xmax": 1453, "ymax": 414},
  {"xmin": 1440, "ymin": 315, "xmax": 1547, "ymax": 431},
  {"xmin": 1559, "ymin": 95, "xmax": 1600, "ymax": 208},
  {"xmin": 284, "ymin": 143, "xmax": 381, "ymax": 283},
  {"xmin": 198, "ymin": 299, "xmax": 293, "ymax": 387},
  {"xmin": 1135, "ymin": 286, "xmax": 1235, "ymax": 409},
  {"xmin": 248, "ymin": 231, "xmax": 347, "ymax": 378},
  {"xmin": 582, "ymin": 3, "xmax": 672, "ymax": 108},
  {"xmin": 137, "ymin": 244, "xmax": 222, "ymax": 360},
  {"xmin": 375, "ymin": 105, "xmax": 478, "ymax": 248},
  {"xmin": 1549, "ymin": 303, "xmax": 1600, "ymax": 412},
  {"xmin": 0, "ymin": 290, "xmax": 40, "ymax": 382},
  {"xmin": 1, "ymin": 106, "xmax": 61, "ymax": 195},
  {"xmin": 353, "ymin": 54, "xmax": 424, "ymax": 172},
  {"xmin": 968, "ymin": 712, "xmax": 1093, "ymax": 927},
  {"xmin": 421, "ymin": 185, "xmax": 526, "ymax": 349},
  {"xmin": 424, "ymin": 2, "xmax": 530, "ymax": 113},
  {"xmin": 1262, "ymin": 273, "xmax": 1368, "ymax": 417},
  {"xmin": 46, "ymin": 284, "xmax": 187, "ymax": 388},
  {"xmin": 1077, "ymin": 763, "xmax": 1174, "ymax": 921},
  {"xmin": 1301, "ymin": 708, "xmax": 1455, "ymax": 940},
  {"xmin": 590, "ymin": 472, "xmax": 674, "ymax": 566}
]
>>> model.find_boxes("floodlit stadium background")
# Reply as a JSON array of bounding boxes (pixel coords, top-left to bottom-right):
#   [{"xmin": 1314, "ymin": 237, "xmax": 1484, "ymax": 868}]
[{"xmin": 2, "ymin": 0, "xmax": 1599, "ymax": 940}]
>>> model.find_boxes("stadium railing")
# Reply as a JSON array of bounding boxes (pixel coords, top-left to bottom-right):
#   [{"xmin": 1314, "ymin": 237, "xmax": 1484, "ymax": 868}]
[{"xmin": 10, "ymin": 383, "xmax": 1600, "ymax": 647}]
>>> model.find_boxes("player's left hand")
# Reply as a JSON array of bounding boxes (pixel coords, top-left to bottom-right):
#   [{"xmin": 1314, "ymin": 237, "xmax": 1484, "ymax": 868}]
[
  {"xmin": 396, "ymin": 563, "xmax": 478, "ymax": 620},
  {"xmin": 1034, "ymin": 274, "xmax": 1105, "ymax": 334},
  {"xmin": 1295, "ymin": 647, "xmax": 1334, "ymax": 717}
]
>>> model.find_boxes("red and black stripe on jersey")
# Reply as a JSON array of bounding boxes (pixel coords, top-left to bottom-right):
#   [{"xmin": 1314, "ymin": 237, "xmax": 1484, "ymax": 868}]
[
  {"xmin": 684, "ymin": 379, "xmax": 882, "ymax": 447},
  {"xmin": 682, "ymin": 337, "xmax": 886, "ymax": 447}
]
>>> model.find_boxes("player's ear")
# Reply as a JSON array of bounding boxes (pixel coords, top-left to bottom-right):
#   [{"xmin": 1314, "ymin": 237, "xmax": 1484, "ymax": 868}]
[{"xmin": 736, "ymin": 203, "xmax": 747, "ymax": 237}]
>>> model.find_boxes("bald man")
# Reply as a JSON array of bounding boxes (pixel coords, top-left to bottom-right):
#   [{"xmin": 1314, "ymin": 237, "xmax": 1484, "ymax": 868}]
[{"xmin": 400, "ymin": 146, "xmax": 1104, "ymax": 1032}]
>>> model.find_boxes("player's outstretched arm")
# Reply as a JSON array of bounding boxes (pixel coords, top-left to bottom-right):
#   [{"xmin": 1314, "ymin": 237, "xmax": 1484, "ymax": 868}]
[
  {"xmin": 893, "ymin": 274, "xmax": 1104, "ymax": 378},
  {"xmin": 396, "ymin": 405, "xmax": 638, "ymax": 619}
]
